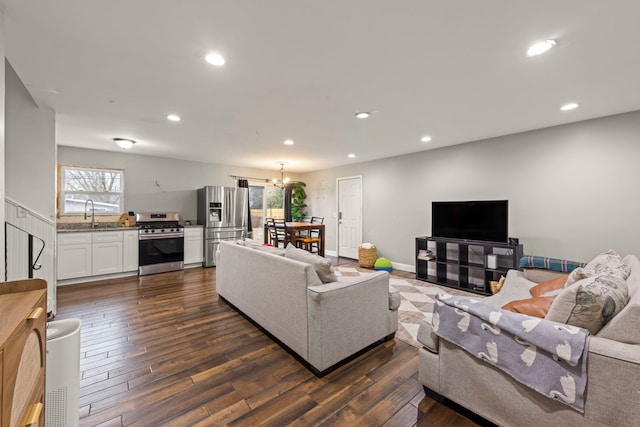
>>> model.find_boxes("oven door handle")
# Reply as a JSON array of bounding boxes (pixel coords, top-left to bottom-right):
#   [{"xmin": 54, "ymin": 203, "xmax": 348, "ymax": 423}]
[{"xmin": 139, "ymin": 233, "xmax": 184, "ymax": 240}]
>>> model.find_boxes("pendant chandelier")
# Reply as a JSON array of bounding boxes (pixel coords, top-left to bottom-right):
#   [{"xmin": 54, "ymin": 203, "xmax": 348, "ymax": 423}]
[{"xmin": 273, "ymin": 162, "xmax": 290, "ymax": 188}]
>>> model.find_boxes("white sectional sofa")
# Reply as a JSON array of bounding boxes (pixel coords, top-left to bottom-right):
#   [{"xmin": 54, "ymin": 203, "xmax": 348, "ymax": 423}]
[
  {"xmin": 216, "ymin": 240, "xmax": 399, "ymax": 375},
  {"xmin": 417, "ymin": 253, "xmax": 640, "ymax": 427}
]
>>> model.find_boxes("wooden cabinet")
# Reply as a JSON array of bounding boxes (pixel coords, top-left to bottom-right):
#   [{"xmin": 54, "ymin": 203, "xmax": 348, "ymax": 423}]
[
  {"xmin": 416, "ymin": 236, "xmax": 523, "ymax": 295},
  {"xmin": 123, "ymin": 230, "xmax": 139, "ymax": 272},
  {"xmin": 57, "ymin": 233, "xmax": 92, "ymax": 280},
  {"xmin": 1, "ymin": 279, "xmax": 47, "ymax": 427},
  {"xmin": 184, "ymin": 227, "xmax": 203, "ymax": 265}
]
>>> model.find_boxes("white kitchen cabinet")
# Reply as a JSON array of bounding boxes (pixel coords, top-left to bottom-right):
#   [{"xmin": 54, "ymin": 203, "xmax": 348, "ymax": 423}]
[
  {"xmin": 184, "ymin": 227, "xmax": 204, "ymax": 265},
  {"xmin": 92, "ymin": 232, "xmax": 123, "ymax": 275},
  {"xmin": 57, "ymin": 232, "xmax": 92, "ymax": 280},
  {"xmin": 57, "ymin": 230, "xmax": 133, "ymax": 281},
  {"xmin": 123, "ymin": 230, "xmax": 139, "ymax": 272}
]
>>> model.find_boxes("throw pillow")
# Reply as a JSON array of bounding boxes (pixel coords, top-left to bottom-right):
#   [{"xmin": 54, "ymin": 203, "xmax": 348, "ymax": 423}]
[
  {"xmin": 566, "ymin": 250, "xmax": 631, "ymax": 286},
  {"xmin": 502, "ymin": 296, "xmax": 555, "ymax": 318},
  {"xmin": 530, "ymin": 276, "xmax": 568, "ymax": 298},
  {"xmin": 284, "ymin": 243, "xmax": 337, "ymax": 284},
  {"xmin": 545, "ymin": 274, "xmax": 629, "ymax": 334}
]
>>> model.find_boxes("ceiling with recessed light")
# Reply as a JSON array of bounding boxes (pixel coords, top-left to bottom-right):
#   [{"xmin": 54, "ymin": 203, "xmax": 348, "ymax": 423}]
[{"xmin": 2, "ymin": 1, "xmax": 640, "ymax": 173}]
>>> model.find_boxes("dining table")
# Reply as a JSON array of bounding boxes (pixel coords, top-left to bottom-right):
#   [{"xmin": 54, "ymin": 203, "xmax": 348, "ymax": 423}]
[{"xmin": 263, "ymin": 221, "xmax": 326, "ymax": 257}]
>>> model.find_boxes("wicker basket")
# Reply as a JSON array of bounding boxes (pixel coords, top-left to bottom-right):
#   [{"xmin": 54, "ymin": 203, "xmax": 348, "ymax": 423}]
[{"xmin": 358, "ymin": 245, "xmax": 377, "ymax": 268}]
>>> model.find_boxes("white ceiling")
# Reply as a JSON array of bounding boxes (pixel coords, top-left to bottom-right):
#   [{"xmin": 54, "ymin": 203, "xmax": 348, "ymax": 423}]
[{"xmin": 3, "ymin": 1, "xmax": 640, "ymax": 173}]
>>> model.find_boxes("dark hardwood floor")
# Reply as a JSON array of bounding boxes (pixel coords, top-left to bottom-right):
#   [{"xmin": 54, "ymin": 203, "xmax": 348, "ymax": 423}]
[{"xmin": 55, "ymin": 258, "xmax": 479, "ymax": 427}]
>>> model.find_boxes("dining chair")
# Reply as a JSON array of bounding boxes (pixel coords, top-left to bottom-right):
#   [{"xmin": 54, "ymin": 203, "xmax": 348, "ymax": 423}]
[
  {"xmin": 299, "ymin": 216, "xmax": 324, "ymax": 253},
  {"xmin": 268, "ymin": 218, "xmax": 288, "ymax": 248}
]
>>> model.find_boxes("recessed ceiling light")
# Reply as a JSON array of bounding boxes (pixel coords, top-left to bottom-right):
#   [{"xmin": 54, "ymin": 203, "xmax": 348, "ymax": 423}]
[
  {"xmin": 283, "ymin": 139, "xmax": 294, "ymax": 146},
  {"xmin": 205, "ymin": 52, "xmax": 226, "ymax": 66},
  {"xmin": 421, "ymin": 136, "xmax": 432, "ymax": 143},
  {"xmin": 348, "ymin": 153, "xmax": 356, "ymax": 158},
  {"xmin": 560, "ymin": 102, "xmax": 579, "ymax": 111},
  {"xmin": 113, "ymin": 138, "xmax": 136, "ymax": 149},
  {"xmin": 527, "ymin": 39, "xmax": 557, "ymax": 56},
  {"xmin": 355, "ymin": 112, "xmax": 371, "ymax": 119},
  {"xmin": 167, "ymin": 114, "xmax": 181, "ymax": 122}
]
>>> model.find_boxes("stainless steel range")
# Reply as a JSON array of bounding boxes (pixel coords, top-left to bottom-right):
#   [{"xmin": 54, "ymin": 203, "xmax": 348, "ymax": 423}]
[{"xmin": 135, "ymin": 212, "xmax": 184, "ymax": 275}]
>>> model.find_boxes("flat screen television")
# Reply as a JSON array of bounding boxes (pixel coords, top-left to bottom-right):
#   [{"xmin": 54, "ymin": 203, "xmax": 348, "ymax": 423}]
[{"xmin": 432, "ymin": 200, "xmax": 508, "ymax": 243}]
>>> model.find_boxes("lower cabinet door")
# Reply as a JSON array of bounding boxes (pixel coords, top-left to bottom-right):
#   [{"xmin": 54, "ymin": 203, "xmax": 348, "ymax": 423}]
[
  {"xmin": 57, "ymin": 244, "xmax": 92, "ymax": 280},
  {"xmin": 92, "ymin": 242, "xmax": 124, "ymax": 275}
]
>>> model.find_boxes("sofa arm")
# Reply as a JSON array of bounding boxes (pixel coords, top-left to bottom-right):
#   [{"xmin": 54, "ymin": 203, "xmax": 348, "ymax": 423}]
[
  {"xmin": 417, "ymin": 317, "xmax": 439, "ymax": 353},
  {"xmin": 306, "ymin": 271, "xmax": 393, "ymax": 371},
  {"xmin": 589, "ymin": 336, "xmax": 640, "ymax": 364}
]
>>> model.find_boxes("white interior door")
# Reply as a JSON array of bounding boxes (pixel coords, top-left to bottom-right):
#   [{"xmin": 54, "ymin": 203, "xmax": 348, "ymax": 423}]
[{"xmin": 337, "ymin": 176, "xmax": 362, "ymax": 259}]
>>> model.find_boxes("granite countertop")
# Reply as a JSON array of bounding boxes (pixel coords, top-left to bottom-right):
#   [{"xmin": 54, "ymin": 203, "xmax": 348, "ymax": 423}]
[
  {"xmin": 57, "ymin": 222, "xmax": 203, "ymax": 232},
  {"xmin": 57, "ymin": 222, "xmax": 134, "ymax": 233}
]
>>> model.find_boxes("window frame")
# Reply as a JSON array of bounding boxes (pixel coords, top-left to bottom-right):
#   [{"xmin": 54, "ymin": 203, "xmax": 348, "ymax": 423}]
[{"xmin": 59, "ymin": 165, "xmax": 125, "ymax": 216}]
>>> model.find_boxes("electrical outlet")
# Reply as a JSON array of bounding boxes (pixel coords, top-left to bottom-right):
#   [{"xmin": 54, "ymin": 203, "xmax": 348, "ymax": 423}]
[{"xmin": 17, "ymin": 206, "xmax": 28, "ymax": 218}]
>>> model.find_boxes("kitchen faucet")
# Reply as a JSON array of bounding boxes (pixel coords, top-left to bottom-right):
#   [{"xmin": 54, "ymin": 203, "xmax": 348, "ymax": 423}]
[{"xmin": 84, "ymin": 199, "xmax": 95, "ymax": 228}]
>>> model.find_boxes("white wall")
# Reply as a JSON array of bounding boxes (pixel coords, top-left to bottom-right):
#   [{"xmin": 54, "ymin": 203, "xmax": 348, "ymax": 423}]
[
  {"xmin": 58, "ymin": 146, "xmax": 301, "ymax": 223},
  {"xmin": 4, "ymin": 58, "xmax": 57, "ymax": 312},
  {"xmin": 5, "ymin": 60, "xmax": 56, "ymax": 220},
  {"xmin": 302, "ymin": 110, "xmax": 640, "ymax": 266},
  {"xmin": 0, "ymin": 11, "xmax": 6, "ymax": 280}
]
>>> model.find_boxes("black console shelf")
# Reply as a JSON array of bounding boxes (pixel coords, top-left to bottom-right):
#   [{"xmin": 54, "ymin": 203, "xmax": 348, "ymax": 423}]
[{"xmin": 415, "ymin": 236, "xmax": 523, "ymax": 295}]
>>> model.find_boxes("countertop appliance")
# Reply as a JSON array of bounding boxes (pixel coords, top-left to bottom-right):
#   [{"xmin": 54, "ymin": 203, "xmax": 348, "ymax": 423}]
[
  {"xmin": 135, "ymin": 212, "xmax": 184, "ymax": 275},
  {"xmin": 197, "ymin": 186, "xmax": 248, "ymax": 267}
]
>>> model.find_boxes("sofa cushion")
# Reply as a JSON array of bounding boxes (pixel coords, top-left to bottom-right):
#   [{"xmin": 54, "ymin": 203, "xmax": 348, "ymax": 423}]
[
  {"xmin": 502, "ymin": 296, "xmax": 555, "ymax": 318},
  {"xmin": 566, "ymin": 250, "xmax": 631, "ymax": 286},
  {"xmin": 530, "ymin": 276, "xmax": 567, "ymax": 298},
  {"xmin": 545, "ymin": 274, "xmax": 629, "ymax": 334},
  {"xmin": 483, "ymin": 270, "xmax": 536, "ymax": 308},
  {"xmin": 237, "ymin": 238, "xmax": 286, "ymax": 256},
  {"xmin": 597, "ymin": 255, "xmax": 640, "ymax": 344},
  {"xmin": 285, "ymin": 243, "xmax": 337, "ymax": 284}
]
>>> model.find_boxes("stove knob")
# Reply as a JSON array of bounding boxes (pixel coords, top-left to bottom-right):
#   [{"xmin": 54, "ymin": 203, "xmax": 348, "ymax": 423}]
[
  {"xmin": 144, "ymin": 229, "xmax": 150, "ymax": 233},
  {"xmin": 151, "ymin": 229, "xmax": 155, "ymax": 233}
]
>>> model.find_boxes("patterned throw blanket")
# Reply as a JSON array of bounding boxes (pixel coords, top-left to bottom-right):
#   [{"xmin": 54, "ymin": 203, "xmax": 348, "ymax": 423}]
[{"xmin": 433, "ymin": 294, "xmax": 590, "ymax": 412}]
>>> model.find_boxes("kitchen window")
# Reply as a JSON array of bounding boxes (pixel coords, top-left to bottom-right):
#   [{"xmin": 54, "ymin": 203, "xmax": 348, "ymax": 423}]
[{"xmin": 59, "ymin": 165, "xmax": 124, "ymax": 214}]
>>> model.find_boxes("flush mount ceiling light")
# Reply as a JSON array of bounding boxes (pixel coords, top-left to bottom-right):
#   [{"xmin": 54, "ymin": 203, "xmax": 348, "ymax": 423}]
[
  {"xmin": 355, "ymin": 112, "xmax": 371, "ymax": 119},
  {"xmin": 283, "ymin": 139, "xmax": 295, "ymax": 146},
  {"xmin": 113, "ymin": 138, "xmax": 136, "ymax": 149},
  {"xmin": 527, "ymin": 39, "xmax": 557, "ymax": 56},
  {"xmin": 205, "ymin": 52, "xmax": 226, "ymax": 66},
  {"xmin": 167, "ymin": 114, "xmax": 181, "ymax": 122},
  {"xmin": 421, "ymin": 136, "xmax": 432, "ymax": 143},
  {"xmin": 348, "ymin": 153, "xmax": 356, "ymax": 158},
  {"xmin": 560, "ymin": 102, "xmax": 580, "ymax": 111}
]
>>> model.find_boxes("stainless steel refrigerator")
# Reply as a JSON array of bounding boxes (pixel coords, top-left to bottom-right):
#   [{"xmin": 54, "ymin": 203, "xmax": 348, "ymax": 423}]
[{"xmin": 197, "ymin": 186, "xmax": 248, "ymax": 267}]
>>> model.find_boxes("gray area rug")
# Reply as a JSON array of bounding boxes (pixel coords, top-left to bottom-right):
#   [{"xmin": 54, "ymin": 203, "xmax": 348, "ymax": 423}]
[{"xmin": 334, "ymin": 267, "xmax": 478, "ymax": 348}]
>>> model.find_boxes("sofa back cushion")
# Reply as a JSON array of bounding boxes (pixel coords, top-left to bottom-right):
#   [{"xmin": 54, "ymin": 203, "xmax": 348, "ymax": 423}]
[
  {"xmin": 597, "ymin": 255, "xmax": 640, "ymax": 343},
  {"xmin": 238, "ymin": 238, "xmax": 286, "ymax": 256},
  {"xmin": 285, "ymin": 243, "xmax": 337, "ymax": 284}
]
